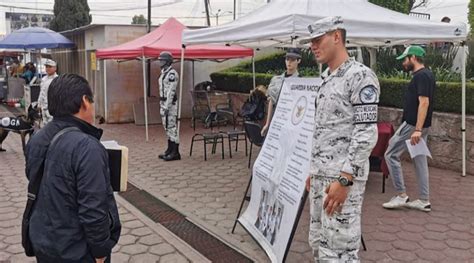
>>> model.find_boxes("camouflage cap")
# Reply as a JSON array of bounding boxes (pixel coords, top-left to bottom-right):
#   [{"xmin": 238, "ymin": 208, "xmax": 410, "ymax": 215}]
[{"xmin": 300, "ymin": 16, "xmax": 345, "ymax": 44}]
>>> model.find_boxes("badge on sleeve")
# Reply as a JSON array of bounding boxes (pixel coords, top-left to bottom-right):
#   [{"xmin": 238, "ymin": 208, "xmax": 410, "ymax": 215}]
[
  {"xmin": 168, "ymin": 73, "xmax": 176, "ymax": 82},
  {"xmin": 354, "ymin": 85, "xmax": 378, "ymax": 124},
  {"xmin": 359, "ymin": 85, "xmax": 377, "ymax": 104}
]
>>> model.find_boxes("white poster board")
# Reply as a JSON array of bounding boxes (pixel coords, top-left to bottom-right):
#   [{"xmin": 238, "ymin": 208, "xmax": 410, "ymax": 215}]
[{"xmin": 239, "ymin": 78, "xmax": 321, "ymax": 263}]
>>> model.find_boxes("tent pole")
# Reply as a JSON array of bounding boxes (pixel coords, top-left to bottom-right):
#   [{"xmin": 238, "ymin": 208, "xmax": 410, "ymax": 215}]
[
  {"xmin": 368, "ymin": 48, "xmax": 377, "ymax": 70},
  {"xmin": 461, "ymin": 43, "xmax": 467, "ymax": 176},
  {"xmin": 142, "ymin": 55, "xmax": 149, "ymax": 141},
  {"xmin": 192, "ymin": 60, "xmax": 195, "ymax": 87},
  {"xmin": 177, "ymin": 45, "xmax": 186, "ymax": 136},
  {"xmin": 103, "ymin": 60, "xmax": 108, "ymax": 122},
  {"xmin": 252, "ymin": 53, "xmax": 256, "ymax": 88}
]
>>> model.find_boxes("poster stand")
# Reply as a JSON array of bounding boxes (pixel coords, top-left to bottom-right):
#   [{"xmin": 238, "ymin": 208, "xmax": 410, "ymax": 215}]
[
  {"xmin": 231, "ymin": 174, "xmax": 367, "ymax": 261},
  {"xmin": 231, "ymin": 172, "xmax": 309, "ymax": 262}
]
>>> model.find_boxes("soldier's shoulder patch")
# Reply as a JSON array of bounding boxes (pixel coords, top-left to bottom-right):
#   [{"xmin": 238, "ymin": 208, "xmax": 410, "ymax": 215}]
[
  {"xmin": 359, "ymin": 85, "xmax": 377, "ymax": 104},
  {"xmin": 168, "ymin": 72, "xmax": 176, "ymax": 82}
]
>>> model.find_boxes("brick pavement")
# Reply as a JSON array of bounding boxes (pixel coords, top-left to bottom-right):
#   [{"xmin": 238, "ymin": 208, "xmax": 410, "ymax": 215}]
[
  {"xmin": 99, "ymin": 121, "xmax": 474, "ymax": 263},
  {"xmin": 0, "ymin": 126, "xmax": 207, "ymax": 263},
  {"xmin": 2, "ymin": 120, "xmax": 474, "ymax": 262}
]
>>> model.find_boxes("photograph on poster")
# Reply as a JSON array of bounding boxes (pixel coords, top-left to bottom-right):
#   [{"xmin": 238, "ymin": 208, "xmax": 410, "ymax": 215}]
[{"xmin": 254, "ymin": 188, "xmax": 285, "ymax": 245}]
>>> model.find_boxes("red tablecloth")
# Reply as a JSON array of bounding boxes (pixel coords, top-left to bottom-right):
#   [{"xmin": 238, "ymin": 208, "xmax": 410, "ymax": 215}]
[{"xmin": 370, "ymin": 122, "xmax": 395, "ymax": 176}]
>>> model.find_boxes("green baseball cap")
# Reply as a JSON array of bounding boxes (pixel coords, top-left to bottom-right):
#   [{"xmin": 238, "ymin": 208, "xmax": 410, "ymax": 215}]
[{"xmin": 396, "ymin": 45, "xmax": 426, "ymax": 60}]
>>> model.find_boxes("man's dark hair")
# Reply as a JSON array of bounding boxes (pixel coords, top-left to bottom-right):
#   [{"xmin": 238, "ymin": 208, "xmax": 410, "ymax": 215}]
[
  {"xmin": 48, "ymin": 73, "xmax": 93, "ymax": 117},
  {"xmin": 410, "ymin": 55, "xmax": 424, "ymax": 64}
]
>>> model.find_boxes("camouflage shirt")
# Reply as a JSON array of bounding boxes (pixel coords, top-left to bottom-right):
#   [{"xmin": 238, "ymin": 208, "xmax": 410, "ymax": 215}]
[
  {"xmin": 310, "ymin": 58, "xmax": 379, "ymax": 181},
  {"xmin": 267, "ymin": 71, "xmax": 299, "ymax": 107},
  {"xmin": 159, "ymin": 67, "xmax": 178, "ymax": 111}
]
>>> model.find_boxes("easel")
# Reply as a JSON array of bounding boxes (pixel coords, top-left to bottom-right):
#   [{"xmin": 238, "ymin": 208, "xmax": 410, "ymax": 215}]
[
  {"xmin": 231, "ymin": 174, "xmax": 367, "ymax": 262},
  {"xmin": 231, "ymin": 172, "xmax": 309, "ymax": 262}
]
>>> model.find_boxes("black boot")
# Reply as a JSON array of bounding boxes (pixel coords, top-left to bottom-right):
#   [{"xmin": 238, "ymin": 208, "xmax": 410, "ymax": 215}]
[
  {"xmin": 163, "ymin": 142, "xmax": 181, "ymax": 161},
  {"xmin": 159, "ymin": 140, "xmax": 172, "ymax": 159}
]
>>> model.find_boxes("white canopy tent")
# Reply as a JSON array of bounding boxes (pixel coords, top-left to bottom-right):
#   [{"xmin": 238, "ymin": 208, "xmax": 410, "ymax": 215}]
[{"xmin": 182, "ymin": 0, "xmax": 469, "ymax": 176}]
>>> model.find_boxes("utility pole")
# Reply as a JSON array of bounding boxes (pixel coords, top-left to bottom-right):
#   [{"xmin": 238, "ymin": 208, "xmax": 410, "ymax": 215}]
[
  {"xmin": 146, "ymin": 0, "xmax": 151, "ymax": 97},
  {"xmin": 147, "ymin": 0, "xmax": 151, "ymax": 33},
  {"xmin": 204, "ymin": 0, "xmax": 211, "ymax": 26},
  {"xmin": 233, "ymin": 0, "xmax": 236, "ymax": 20}
]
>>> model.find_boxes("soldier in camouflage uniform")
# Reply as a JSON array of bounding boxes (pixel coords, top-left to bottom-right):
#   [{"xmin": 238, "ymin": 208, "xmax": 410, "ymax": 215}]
[
  {"xmin": 300, "ymin": 17, "xmax": 379, "ymax": 262},
  {"xmin": 38, "ymin": 59, "xmax": 58, "ymax": 127},
  {"xmin": 261, "ymin": 48, "xmax": 301, "ymax": 135},
  {"xmin": 157, "ymin": 51, "xmax": 181, "ymax": 161}
]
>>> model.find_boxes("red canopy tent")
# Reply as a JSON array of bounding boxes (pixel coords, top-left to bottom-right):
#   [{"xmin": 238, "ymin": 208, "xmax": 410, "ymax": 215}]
[
  {"xmin": 96, "ymin": 17, "xmax": 253, "ymax": 59},
  {"xmin": 96, "ymin": 18, "xmax": 254, "ymax": 140}
]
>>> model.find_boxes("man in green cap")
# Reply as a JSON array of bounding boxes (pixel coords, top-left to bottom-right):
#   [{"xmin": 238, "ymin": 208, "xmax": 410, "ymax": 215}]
[{"xmin": 383, "ymin": 45, "xmax": 436, "ymax": 212}]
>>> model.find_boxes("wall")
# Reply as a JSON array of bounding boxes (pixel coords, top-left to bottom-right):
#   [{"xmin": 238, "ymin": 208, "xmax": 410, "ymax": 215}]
[{"xmin": 379, "ymin": 107, "xmax": 474, "ymax": 175}]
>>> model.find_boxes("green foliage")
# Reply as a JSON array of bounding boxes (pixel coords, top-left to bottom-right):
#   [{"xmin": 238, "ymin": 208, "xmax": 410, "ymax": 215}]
[
  {"xmin": 368, "ymin": 0, "xmax": 410, "ymax": 13},
  {"xmin": 469, "ymin": 0, "xmax": 474, "ymax": 36},
  {"xmin": 50, "ymin": 0, "xmax": 91, "ymax": 32},
  {"xmin": 132, "ymin": 14, "xmax": 148, "ymax": 25},
  {"xmin": 374, "ymin": 47, "xmax": 404, "ymax": 74},
  {"xmin": 374, "ymin": 45, "xmax": 461, "ymax": 82},
  {"xmin": 379, "ymin": 78, "xmax": 474, "ymax": 114},
  {"xmin": 228, "ymin": 49, "xmax": 318, "ymax": 75},
  {"xmin": 467, "ymin": 40, "xmax": 474, "ymax": 79},
  {"xmin": 210, "ymin": 72, "xmax": 273, "ymax": 94},
  {"xmin": 211, "ymin": 70, "xmax": 473, "ymax": 114}
]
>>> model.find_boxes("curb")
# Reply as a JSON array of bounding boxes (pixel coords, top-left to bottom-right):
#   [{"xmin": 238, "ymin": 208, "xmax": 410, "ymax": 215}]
[
  {"xmin": 128, "ymin": 178, "xmax": 269, "ymax": 263},
  {"xmin": 115, "ymin": 194, "xmax": 211, "ymax": 263}
]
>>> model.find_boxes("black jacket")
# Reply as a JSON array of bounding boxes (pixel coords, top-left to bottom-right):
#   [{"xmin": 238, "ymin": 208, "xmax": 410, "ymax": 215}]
[{"xmin": 25, "ymin": 116, "xmax": 121, "ymax": 262}]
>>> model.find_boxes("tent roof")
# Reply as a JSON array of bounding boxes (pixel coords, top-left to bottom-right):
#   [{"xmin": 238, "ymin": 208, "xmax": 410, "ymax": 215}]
[
  {"xmin": 96, "ymin": 18, "xmax": 253, "ymax": 60},
  {"xmin": 182, "ymin": 0, "xmax": 468, "ymax": 47}
]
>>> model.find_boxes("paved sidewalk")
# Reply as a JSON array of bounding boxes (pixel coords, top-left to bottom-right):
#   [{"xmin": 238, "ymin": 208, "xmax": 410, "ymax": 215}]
[
  {"xmin": 0, "ymin": 130, "xmax": 207, "ymax": 263},
  {"xmin": 99, "ymin": 121, "xmax": 474, "ymax": 263},
  {"xmin": 2, "ymin": 119, "xmax": 474, "ymax": 262}
]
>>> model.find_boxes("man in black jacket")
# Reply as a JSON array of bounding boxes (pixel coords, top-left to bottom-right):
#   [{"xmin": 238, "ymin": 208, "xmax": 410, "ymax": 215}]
[{"xmin": 25, "ymin": 74, "xmax": 121, "ymax": 262}]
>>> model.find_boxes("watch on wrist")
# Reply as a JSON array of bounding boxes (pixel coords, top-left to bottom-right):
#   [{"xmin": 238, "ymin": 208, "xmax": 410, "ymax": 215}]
[{"xmin": 337, "ymin": 176, "xmax": 354, "ymax": 187}]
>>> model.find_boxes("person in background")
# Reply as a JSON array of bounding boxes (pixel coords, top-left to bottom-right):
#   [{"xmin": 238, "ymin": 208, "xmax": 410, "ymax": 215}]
[
  {"xmin": 38, "ymin": 59, "xmax": 58, "ymax": 126},
  {"xmin": 24, "ymin": 74, "xmax": 121, "ymax": 262},
  {"xmin": 383, "ymin": 45, "xmax": 435, "ymax": 212},
  {"xmin": 261, "ymin": 48, "xmax": 301, "ymax": 136},
  {"xmin": 21, "ymin": 62, "xmax": 37, "ymax": 84},
  {"xmin": 157, "ymin": 51, "xmax": 181, "ymax": 161}
]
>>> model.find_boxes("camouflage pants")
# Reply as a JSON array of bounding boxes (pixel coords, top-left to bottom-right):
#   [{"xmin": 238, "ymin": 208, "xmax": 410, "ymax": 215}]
[
  {"xmin": 41, "ymin": 108, "xmax": 53, "ymax": 127},
  {"xmin": 309, "ymin": 175, "xmax": 366, "ymax": 262},
  {"xmin": 160, "ymin": 104, "xmax": 179, "ymax": 143}
]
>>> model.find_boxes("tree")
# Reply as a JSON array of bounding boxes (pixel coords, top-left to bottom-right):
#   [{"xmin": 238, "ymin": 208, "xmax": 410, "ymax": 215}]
[
  {"xmin": 132, "ymin": 14, "xmax": 148, "ymax": 25},
  {"xmin": 50, "ymin": 0, "xmax": 91, "ymax": 32},
  {"xmin": 409, "ymin": 0, "xmax": 429, "ymax": 11},
  {"xmin": 469, "ymin": 0, "xmax": 474, "ymax": 36},
  {"xmin": 368, "ymin": 0, "xmax": 429, "ymax": 14}
]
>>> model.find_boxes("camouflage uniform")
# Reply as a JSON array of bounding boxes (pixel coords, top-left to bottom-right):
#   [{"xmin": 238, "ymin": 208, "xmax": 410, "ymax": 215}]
[
  {"xmin": 159, "ymin": 66, "xmax": 179, "ymax": 143},
  {"xmin": 309, "ymin": 58, "xmax": 379, "ymax": 262},
  {"xmin": 38, "ymin": 73, "xmax": 58, "ymax": 126},
  {"xmin": 267, "ymin": 72, "xmax": 299, "ymax": 109}
]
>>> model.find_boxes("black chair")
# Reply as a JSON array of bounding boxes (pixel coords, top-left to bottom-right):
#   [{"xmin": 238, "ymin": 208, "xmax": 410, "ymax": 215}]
[
  {"xmin": 190, "ymin": 132, "xmax": 225, "ymax": 161},
  {"xmin": 244, "ymin": 121, "xmax": 265, "ymax": 168},
  {"xmin": 191, "ymin": 104, "xmax": 211, "ymax": 131}
]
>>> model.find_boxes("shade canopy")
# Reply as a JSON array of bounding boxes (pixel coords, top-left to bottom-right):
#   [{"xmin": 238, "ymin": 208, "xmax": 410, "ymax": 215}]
[
  {"xmin": 182, "ymin": 0, "xmax": 468, "ymax": 47},
  {"xmin": 96, "ymin": 17, "xmax": 254, "ymax": 60},
  {"xmin": 0, "ymin": 27, "xmax": 75, "ymax": 49}
]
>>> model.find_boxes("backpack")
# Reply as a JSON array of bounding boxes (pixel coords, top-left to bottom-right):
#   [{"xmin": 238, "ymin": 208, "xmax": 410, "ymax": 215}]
[{"xmin": 240, "ymin": 90, "xmax": 266, "ymax": 121}]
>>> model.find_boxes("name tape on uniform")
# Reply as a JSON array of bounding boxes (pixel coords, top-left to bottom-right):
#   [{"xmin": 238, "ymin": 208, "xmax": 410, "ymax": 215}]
[{"xmin": 353, "ymin": 104, "xmax": 378, "ymax": 124}]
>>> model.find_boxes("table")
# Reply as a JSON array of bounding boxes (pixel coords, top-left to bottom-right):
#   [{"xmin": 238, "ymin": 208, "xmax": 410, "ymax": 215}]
[{"xmin": 370, "ymin": 122, "xmax": 395, "ymax": 193}]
